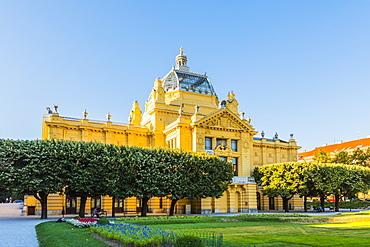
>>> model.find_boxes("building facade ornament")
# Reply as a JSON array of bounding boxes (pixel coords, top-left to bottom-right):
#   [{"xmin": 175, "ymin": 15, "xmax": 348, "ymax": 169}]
[
  {"xmin": 83, "ymin": 109, "xmax": 88, "ymax": 119},
  {"xmin": 39, "ymin": 49, "xmax": 301, "ymax": 216}
]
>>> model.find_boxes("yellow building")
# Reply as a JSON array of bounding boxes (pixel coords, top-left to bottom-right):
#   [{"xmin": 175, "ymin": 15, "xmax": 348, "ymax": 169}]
[{"xmin": 28, "ymin": 49, "xmax": 301, "ymax": 216}]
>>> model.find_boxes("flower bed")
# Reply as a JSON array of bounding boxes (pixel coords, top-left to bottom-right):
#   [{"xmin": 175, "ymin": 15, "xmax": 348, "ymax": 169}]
[
  {"xmin": 91, "ymin": 222, "xmax": 223, "ymax": 246},
  {"xmin": 67, "ymin": 218, "xmax": 99, "ymax": 228},
  {"xmin": 91, "ymin": 223, "xmax": 170, "ymax": 246},
  {"xmin": 117, "ymin": 215, "xmax": 210, "ymax": 221}
]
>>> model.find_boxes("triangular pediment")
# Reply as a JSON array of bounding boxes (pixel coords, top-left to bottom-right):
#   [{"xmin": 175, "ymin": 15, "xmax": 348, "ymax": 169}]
[{"xmin": 194, "ymin": 108, "xmax": 256, "ymax": 133}]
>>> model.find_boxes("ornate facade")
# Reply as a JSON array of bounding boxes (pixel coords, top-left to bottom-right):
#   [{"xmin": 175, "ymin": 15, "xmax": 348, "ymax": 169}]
[{"xmin": 27, "ymin": 49, "xmax": 301, "ymax": 216}]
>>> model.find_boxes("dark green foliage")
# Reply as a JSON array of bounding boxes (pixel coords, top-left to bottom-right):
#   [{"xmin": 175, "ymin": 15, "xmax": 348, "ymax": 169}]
[
  {"xmin": 1, "ymin": 139, "xmax": 233, "ymax": 218},
  {"xmin": 175, "ymin": 235, "xmax": 204, "ymax": 247},
  {"xmin": 253, "ymin": 162, "xmax": 306, "ymax": 212},
  {"xmin": 0, "ymin": 191, "xmax": 12, "ymax": 203},
  {"xmin": 165, "ymin": 150, "xmax": 234, "ymax": 215},
  {"xmin": 62, "ymin": 141, "xmax": 115, "ymax": 217},
  {"xmin": 307, "ymin": 200, "xmax": 370, "ymax": 209},
  {"xmin": 97, "ymin": 216, "xmax": 109, "ymax": 224},
  {"xmin": 0, "ymin": 139, "xmax": 70, "ymax": 218},
  {"xmin": 254, "ymin": 162, "xmax": 370, "ymax": 212},
  {"xmin": 108, "ymin": 146, "xmax": 233, "ymax": 216}
]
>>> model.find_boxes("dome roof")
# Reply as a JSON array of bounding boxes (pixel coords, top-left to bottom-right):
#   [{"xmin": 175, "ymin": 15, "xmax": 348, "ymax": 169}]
[
  {"xmin": 162, "ymin": 70, "xmax": 217, "ymax": 96},
  {"xmin": 161, "ymin": 48, "xmax": 217, "ymax": 96}
]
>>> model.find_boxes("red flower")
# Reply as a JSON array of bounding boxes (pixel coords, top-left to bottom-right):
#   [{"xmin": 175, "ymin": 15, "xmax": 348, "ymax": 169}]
[{"xmin": 77, "ymin": 218, "xmax": 99, "ymax": 223}]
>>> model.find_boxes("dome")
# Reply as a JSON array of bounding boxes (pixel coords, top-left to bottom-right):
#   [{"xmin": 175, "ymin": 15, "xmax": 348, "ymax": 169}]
[
  {"xmin": 162, "ymin": 70, "xmax": 217, "ymax": 96},
  {"xmin": 161, "ymin": 48, "xmax": 217, "ymax": 96}
]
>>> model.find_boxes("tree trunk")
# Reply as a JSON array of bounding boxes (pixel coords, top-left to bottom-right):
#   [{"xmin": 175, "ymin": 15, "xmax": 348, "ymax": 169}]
[
  {"xmin": 141, "ymin": 197, "xmax": 150, "ymax": 217},
  {"xmin": 169, "ymin": 199, "xmax": 179, "ymax": 216},
  {"xmin": 320, "ymin": 195, "xmax": 325, "ymax": 212},
  {"xmin": 79, "ymin": 195, "xmax": 87, "ymax": 218},
  {"xmin": 334, "ymin": 194, "xmax": 340, "ymax": 212},
  {"xmin": 112, "ymin": 196, "xmax": 115, "ymax": 218},
  {"xmin": 304, "ymin": 196, "xmax": 307, "ymax": 212},
  {"xmin": 282, "ymin": 196, "xmax": 289, "ymax": 212},
  {"xmin": 34, "ymin": 191, "xmax": 48, "ymax": 219}
]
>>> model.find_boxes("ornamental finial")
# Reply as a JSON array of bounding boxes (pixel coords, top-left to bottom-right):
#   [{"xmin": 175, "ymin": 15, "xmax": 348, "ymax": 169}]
[
  {"xmin": 106, "ymin": 112, "xmax": 112, "ymax": 122},
  {"xmin": 83, "ymin": 109, "xmax": 88, "ymax": 119},
  {"xmin": 46, "ymin": 107, "xmax": 53, "ymax": 114},
  {"xmin": 178, "ymin": 104, "xmax": 184, "ymax": 117},
  {"xmin": 175, "ymin": 47, "xmax": 189, "ymax": 71},
  {"xmin": 53, "ymin": 104, "xmax": 58, "ymax": 113}
]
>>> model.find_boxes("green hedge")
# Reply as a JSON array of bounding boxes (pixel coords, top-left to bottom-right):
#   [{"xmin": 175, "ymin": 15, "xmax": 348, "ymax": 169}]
[{"xmin": 307, "ymin": 201, "xmax": 370, "ymax": 209}]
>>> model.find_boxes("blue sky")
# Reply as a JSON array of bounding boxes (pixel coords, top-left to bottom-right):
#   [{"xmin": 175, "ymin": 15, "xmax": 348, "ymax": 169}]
[{"xmin": 1, "ymin": 1, "xmax": 370, "ymax": 152}]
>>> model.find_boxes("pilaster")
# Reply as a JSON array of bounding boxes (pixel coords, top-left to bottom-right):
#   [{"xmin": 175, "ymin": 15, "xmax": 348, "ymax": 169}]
[{"xmin": 200, "ymin": 198, "xmax": 212, "ymax": 214}]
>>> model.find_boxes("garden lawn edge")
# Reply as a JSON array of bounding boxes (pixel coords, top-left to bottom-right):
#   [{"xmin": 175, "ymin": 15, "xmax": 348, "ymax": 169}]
[{"xmin": 91, "ymin": 232, "xmax": 124, "ymax": 247}]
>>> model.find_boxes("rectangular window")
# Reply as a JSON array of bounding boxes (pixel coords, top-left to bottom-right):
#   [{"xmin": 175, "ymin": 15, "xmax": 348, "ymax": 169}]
[
  {"xmin": 232, "ymin": 157, "xmax": 238, "ymax": 176},
  {"xmin": 231, "ymin": 140, "xmax": 238, "ymax": 152},
  {"xmin": 205, "ymin": 137, "xmax": 212, "ymax": 150}
]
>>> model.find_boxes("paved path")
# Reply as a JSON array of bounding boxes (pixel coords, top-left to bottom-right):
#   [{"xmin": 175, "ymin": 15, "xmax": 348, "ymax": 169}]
[{"xmin": 0, "ymin": 203, "xmax": 50, "ymax": 247}]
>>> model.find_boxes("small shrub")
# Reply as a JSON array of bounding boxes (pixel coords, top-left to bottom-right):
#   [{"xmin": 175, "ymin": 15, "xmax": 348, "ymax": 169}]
[
  {"xmin": 73, "ymin": 216, "xmax": 81, "ymax": 219},
  {"xmin": 175, "ymin": 235, "xmax": 204, "ymax": 247},
  {"xmin": 97, "ymin": 216, "xmax": 109, "ymax": 224}
]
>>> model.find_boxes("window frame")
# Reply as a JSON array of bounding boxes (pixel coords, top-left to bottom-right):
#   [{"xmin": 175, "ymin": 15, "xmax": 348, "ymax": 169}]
[
  {"xmin": 205, "ymin": 137, "xmax": 212, "ymax": 150},
  {"xmin": 232, "ymin": 157, "xmax": 238, "ymax": 176},
  {"xmin": 231, "ymin": 139, "xmax": 238, "ymax": 152}
]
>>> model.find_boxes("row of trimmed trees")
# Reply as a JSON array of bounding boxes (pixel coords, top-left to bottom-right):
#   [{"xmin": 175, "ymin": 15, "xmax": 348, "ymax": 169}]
[
  {"xmin": 0, "ymin": 139, "xmax": 234, "ymax": 219},
  {"xmin": 313, "ymin": 148, "xmax": 370, "ymax": 166},
  {"xmin": 254, "ymin": 162, "xmax": 370, "ymax": 212}
]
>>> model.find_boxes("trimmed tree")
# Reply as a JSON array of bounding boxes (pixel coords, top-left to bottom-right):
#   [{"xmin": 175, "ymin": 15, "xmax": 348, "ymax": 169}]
[
  {"xmin": 254, "ymin": 162, "xmax": 305, "ymax": 212},
  {"xmin": 0, "ymin": 139, "xmax": 68, "ymax": 219},
  {"xmin": 167, "ymin": 151, "xmax": 234, "ymax": 216},
  {"xmin": 63, "ymin": 141, "xmax": 113, "ymax": 218}
]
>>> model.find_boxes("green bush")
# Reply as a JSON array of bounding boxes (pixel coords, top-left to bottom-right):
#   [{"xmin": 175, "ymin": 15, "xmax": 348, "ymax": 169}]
[
  {"xmin": 307, "ymin": 201, "xmax": 370, "ymax": 209},
  {"xmin": 73, "ymin": 216, "xmax": 81, "ymax": 219},
  {"xmin": 175, "ymin": 235, "xmax": 204, "ymax": 247},
  {"xmin": 97, "ymin": 216, "xmax": 109, "ymax": 224}
]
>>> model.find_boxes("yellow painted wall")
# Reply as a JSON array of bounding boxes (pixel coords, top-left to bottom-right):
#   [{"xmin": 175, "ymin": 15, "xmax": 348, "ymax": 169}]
[{"xmin": 33, "ymin": 50, "xmax": 301, "ymax": 216}]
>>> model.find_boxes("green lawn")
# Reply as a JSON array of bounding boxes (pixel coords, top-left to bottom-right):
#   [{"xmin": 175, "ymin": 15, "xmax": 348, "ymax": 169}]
[
  {"xmin": 155, "ymin": 221, "xmax": 370, "ymax": 246},
  {"xmin": 36, "ymin": 213, "xmax": 370, "ymax": 247},
  {"xmin": 36, "ymin": 221, "xmax": 107, "ymax": 247}
]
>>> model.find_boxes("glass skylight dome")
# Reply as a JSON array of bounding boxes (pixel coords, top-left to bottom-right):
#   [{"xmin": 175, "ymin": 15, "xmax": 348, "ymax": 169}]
[{"xmin": 161, "ymin": 48, "xmax": 217, "ymax": 96}]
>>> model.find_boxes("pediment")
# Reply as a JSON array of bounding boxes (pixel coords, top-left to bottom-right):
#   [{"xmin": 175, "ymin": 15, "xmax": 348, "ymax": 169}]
[{"xmin": 194, "ymin": 108, "xmax": 255, "ymax": 132}]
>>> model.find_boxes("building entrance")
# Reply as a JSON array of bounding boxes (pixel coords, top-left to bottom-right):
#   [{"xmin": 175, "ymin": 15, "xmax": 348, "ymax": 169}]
[
  {"xmin": 114, "ymin": 198, "xmax": 124, "ymax": 213},
  {"xmin": 269, "ymin": 197, "xmax": 275, "ymax": 210},
  {"xmin": 91, "ymin": 196, "xmax": 101, "ymax": 214},
  {"xmin": 66, "ymin": 197, "xmax": 77, "ymax": 214}
]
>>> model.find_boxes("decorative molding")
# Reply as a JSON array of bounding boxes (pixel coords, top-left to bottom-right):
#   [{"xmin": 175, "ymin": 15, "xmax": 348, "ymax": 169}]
[{"xmin": 196, "ymin": 109, "xmax": 255, "ymax": 133}]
